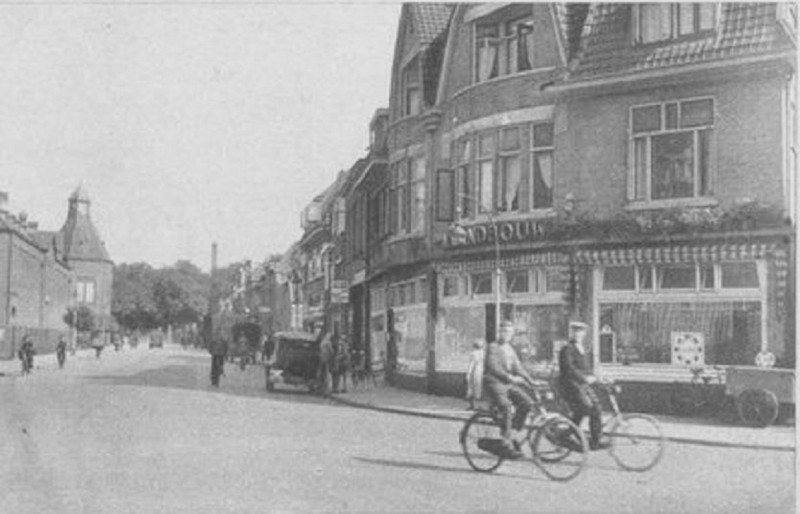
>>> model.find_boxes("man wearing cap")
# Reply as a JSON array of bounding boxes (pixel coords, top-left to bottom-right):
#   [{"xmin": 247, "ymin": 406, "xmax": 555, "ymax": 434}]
[
  {"xmin": 483, "ymin": 320, "xmax": 536, "ymax": 458},
  {"xmin": 558, "ymin": 320, "xmax": 609, "ymax": 451}
]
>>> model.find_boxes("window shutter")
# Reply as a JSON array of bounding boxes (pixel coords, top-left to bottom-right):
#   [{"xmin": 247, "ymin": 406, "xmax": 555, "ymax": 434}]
[
  {"xmin": 627, "ymin": 141, "xmax": 636, "ymax": 201},
  {"xmin": 435, "ymin": 168, "xmax": 455, "ymax": 221}
]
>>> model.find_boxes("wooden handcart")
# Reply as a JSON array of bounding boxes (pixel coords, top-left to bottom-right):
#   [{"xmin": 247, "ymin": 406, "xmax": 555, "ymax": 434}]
[{"xmin": 725, "ymin": 366, "xmax": 795, "ymax": 427}]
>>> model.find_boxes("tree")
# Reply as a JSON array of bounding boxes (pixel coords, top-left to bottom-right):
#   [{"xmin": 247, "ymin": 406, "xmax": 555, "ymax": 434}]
[
  {"xmin": 64, "ymin": 305, "xmax": 97, "ymax": 333},
  {"xmin": 112, "ymin": 262, "xmax": 160, "ymax": 332}
]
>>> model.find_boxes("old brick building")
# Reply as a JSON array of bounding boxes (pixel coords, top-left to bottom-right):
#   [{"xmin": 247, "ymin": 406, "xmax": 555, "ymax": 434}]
[
  {"xmin": 282, "ymin": 3, "xmax": 797, "ymax": 403},
  {"xmin": 0, "ymin": 186, "xmax": 114, "ymax": 359}
]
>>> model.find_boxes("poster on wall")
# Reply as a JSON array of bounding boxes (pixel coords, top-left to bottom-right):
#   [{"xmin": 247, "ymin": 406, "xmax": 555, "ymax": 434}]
[{"xmin": 671, "ymin": 332, "xmax": 705, "ymax": 366}]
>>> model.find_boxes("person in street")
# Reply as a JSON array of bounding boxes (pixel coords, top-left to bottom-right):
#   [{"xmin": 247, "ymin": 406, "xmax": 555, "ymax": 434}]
[
  {"xmin": 19, "ymin": 335, "xmax": 35, "ymax": 375},
  {"xmin": 465, "ymin": 339, "xmax": 485, "ymax": 410},
  {"xmin": 484, "ymin": 320, "xmax": 537, "ymax": 458},
  {"xmin": 317, "ymin": 330, "xmax": 334, "ymax": 394},
  {"xmin": 331, "ymin": 336, "xmax": 351, "ymax": 394},
  {"xmin": 92, "ymin": 333, "xmax": 105, "ymax": 359},
  {"xmin": 558, "ymin": 320, "xmax": 610, "ymax": 451},
  {"xmin": 209, "ymin": 336, "xmax": 228, "ymax": 387},
  {"xmin": 56, "ymin": 336, "xmax": 67, "ymax": 369}
]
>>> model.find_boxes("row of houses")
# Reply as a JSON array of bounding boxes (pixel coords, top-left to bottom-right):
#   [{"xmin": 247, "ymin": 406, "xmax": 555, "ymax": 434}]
[
  {"xmin": 0, "ymin": 187, "xmax": 114, "ymax": 359},
  {"xmin": 273, "ymin": 3, "xmax": 797, "ymax": 401}
]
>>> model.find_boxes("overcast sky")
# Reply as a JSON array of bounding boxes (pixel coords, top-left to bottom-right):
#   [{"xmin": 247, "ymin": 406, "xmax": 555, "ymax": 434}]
[{"xmin": 0, "ymin": 1, "xmax": 400, "ymax": 270}]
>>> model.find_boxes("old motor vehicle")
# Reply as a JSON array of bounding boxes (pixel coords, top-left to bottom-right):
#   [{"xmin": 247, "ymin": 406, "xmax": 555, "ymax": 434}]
[{"xmin": 264, "ymin": 331, "xmax": 321, "ymax": 392}]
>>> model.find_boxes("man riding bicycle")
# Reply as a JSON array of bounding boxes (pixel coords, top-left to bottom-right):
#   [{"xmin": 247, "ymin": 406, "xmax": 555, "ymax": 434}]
[{"xmin": 484, "ymin": 320, "xmax": 537, "ymax": 459}]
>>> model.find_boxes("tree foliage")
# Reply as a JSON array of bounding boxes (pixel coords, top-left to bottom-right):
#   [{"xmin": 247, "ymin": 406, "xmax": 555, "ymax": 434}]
[
  {"xmin": 112, "ymin": 260, "xmax": 211, "ymax": 332},
  {"xmin": 63, "ymin": 305, "xmax": 97, "ymax": 333}
]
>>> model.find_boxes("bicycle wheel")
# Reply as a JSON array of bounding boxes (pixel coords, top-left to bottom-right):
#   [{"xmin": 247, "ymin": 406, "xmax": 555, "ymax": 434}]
[
  {"xmin": 609, "ymin": 414, "xmax": 665, "ymax": 472},
  {"xmin": 460, "ymin": 411, "xmax": 505, "ymax": 473},
  {"xmin": 736, "ymin": 388, "xmax": 779, "ymax": 428},
  {"xmin": 529, "ymin": 416, "xmax": 587, "ymax": 482}
]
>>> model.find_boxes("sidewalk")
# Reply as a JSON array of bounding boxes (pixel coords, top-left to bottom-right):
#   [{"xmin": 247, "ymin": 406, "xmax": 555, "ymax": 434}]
[{"xmin": 328, "ymin": 384, "xmax": 796, "ymax": 452}]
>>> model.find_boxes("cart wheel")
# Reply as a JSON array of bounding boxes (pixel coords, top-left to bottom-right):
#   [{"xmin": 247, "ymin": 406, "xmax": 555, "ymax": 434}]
[{"xmin": 736, "ymin": 388, "xmax": 779, "ymax": 428}]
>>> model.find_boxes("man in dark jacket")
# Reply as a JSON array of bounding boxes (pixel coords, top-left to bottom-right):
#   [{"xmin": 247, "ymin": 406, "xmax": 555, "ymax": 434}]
[
  {"xmin": 209, "ymin": 337, "xmax": 228, "ymax": 387},
  {"xmin": 484, "ymin": 320, "xmax": 536, "ymax": 458},
  {"xmin": 558, "ymin": 321, "xmax": 609, "ymax": 451}
]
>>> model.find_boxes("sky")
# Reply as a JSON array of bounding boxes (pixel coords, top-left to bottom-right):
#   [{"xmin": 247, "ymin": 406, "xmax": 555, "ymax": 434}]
[{"xmin": 0, "ymin": 1, "xmax": 400, "ymax": 271}]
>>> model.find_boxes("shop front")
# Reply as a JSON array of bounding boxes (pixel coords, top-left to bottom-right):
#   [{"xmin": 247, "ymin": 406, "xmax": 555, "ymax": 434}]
[
  {"xmin": 433, "ymin": 251, "xmax": 573, "ymax": 389},
  {"xmin": 579, "ymin": 241, "xmax": 792, "ymax": 383}
]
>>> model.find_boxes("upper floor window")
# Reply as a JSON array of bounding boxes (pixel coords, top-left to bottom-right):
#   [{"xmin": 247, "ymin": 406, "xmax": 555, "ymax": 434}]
[
  {"xmin": 451, "ymin": 121, "xmax": 554, "ymax": 219},
  {"xmin": 402, "ymin": 57, "xmax": 421, "ymax": 117},
  {"xmin": 76, "ymin": 277, "xmax": 96, "ymax": 304},
  {"xmin": 635, "ymin": 3, "xmax": 717, "ymax": 44},
  {"xmin": 629, "ymin": 98, "xmax": 714, "ymax": 203},
  {"xmin": 388, "ymin": 156, "xmax": 426, "ymax": 237},
  {"xmin": 475, "ymin": 12, "xmax": 535, "ymax": 83}
]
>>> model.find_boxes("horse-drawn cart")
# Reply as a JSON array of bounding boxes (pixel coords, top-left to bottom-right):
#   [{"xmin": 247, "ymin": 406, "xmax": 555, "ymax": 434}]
[{"xmin": 725, "ymin": 366, "xmax": 795, "ymax": 427}]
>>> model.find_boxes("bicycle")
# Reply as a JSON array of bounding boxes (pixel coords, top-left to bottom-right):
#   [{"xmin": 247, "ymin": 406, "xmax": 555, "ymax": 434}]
[
  {"xmin": 460, "ymin": 382, "xmax": 589, "ymax": 482},
  {"xmin": 592, "ymin": 380, "xmax": 666, "ymax": 472}
]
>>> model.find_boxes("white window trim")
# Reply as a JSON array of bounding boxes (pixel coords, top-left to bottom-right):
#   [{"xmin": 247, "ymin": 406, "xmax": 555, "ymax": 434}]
[
  {"xmin": 627, "ymin": 96, "xmax": 716, "ymax": 204},
  {"xmin": 632, "ymin": 3, "xmax": 722, "ymax": 45}
]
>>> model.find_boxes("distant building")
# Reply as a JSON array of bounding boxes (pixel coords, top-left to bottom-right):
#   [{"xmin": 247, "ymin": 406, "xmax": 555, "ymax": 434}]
[{"xmin": 0, "ymin": 185, "xmax": 114, "ymax": 358}]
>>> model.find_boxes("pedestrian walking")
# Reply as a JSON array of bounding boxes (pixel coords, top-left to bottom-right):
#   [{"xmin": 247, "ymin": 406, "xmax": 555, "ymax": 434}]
[
  {"xmin": 19, "ymin": 335, "xmax": 35, "ymax": 375},
  {"xmin": 92, "ymin": 333, "xmax": 105, "ymax": 359},
  {"xmin": 317, "ymin": 331, "xmax": 333, "ymax": 394},
  {"xmin": 331, "ymin": 337, "xmax": 351, "ymax": 394},
  {"xmin": 209, "ymin": 337, "xmax": 228, "ymax": 387},
  {"xmin": 465, "ymin": 339, "xmax": 485, "ymax": 410},
  {"xmin": 56, "ymin": 336, "xmax": 67, "ymax": 369}
]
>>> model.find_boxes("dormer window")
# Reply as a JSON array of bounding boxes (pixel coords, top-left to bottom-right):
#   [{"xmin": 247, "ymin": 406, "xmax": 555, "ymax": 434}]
[
  {"xmin": 474, "ymin": 6, "xmax": 535, "ymax": 83},
  {"xmin": 635, "ymin": 3, "xmax": 717, "ymax": 44}
]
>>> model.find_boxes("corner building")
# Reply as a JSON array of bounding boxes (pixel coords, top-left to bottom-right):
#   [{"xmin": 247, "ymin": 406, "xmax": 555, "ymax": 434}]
[{"xmin": 376, "ymin": 3, "xmax": 796, "ymax": 401}]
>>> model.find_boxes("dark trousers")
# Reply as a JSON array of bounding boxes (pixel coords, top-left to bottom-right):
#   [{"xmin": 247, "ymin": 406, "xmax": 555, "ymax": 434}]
[
  {"xmin": 211, "ymin": 355, "xmax": 225, "ymax": 386},
  {"xmin": 562, "ymin": 382, "xmax": 603, "ymax": 446},
  {"xmin": 485, "ymin": 382, "xmax": 536, "ymax": 438}
]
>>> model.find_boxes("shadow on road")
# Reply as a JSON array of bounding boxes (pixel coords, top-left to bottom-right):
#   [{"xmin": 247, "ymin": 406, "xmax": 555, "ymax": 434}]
[
  {"xmin": 352, "ymin": 456, "xmax": 546, "ymax": 481},
  {"xmin": 80, "ymin": 352, "xmax": 331, "ymax": 408}
]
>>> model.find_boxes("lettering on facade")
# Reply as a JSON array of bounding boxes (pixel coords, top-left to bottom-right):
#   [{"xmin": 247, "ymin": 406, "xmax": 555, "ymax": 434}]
[{"xmin": 448, "ymin": 220, "xmax": 546, "ymax": 248}]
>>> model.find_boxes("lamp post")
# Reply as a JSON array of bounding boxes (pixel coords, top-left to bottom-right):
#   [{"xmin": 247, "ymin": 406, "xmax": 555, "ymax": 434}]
[{"xmin": 448, "ymin": 199, "xmax": 503, "ymax": 342}]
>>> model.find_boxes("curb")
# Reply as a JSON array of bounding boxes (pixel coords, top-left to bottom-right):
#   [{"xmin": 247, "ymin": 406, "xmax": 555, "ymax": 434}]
[{"xmin": 326, "ymin": 394, "xmax": 795, "ymax": 453}]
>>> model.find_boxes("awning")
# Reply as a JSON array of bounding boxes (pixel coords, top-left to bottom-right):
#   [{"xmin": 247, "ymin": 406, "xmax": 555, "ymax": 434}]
[
  {"xmin": 573, "ymin": 242, "xmax": 779, "ymax": 265},
  {"xmin": 435, "ymin": 252, "xmax": 569, "ymax": 274}
]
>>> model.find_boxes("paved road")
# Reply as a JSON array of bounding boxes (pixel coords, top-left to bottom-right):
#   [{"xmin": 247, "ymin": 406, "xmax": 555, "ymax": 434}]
[{"xmin": 0, "ymin": 347, "xmax": 794, "ymax": 513}]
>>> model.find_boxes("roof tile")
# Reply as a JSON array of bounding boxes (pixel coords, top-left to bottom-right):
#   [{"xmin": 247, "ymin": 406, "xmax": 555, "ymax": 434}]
[
  {"xmin": 571, "ymin": 3, "xmax": 794, "ymax": 80},
  {"xmin": 409, "ymin": 3, "xmax": 454, "ymax": 47}
]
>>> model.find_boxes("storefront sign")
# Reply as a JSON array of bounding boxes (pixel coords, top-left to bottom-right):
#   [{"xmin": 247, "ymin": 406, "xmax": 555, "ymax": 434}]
[
  {"xmin": 330, "ymin": 280, "xmax": 349, "ymax": 304},
  {"xmin": 448, "ymin": 220, "xmax": 546, "ymax": 248}
]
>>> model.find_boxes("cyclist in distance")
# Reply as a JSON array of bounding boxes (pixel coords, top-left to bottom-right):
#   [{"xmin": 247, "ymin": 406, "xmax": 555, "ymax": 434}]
[
  {"xmin": 484, "ymin": 320, "xmax": 537, "ymax": 459},
  {"xmin": 558, "ymin": 320, "xmax": 610, "ymax": 451}
]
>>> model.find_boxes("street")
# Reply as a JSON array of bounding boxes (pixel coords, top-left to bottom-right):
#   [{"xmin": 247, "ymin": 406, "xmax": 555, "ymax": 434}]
[{"xmin": 0, "ymin": 346, "xmax": 794, "ymax": 514}]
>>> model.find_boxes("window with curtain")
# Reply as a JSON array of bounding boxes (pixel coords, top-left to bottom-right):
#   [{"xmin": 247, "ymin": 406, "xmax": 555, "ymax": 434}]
[
  {"xmin": 631, "ymin": 98, "xmax": 714, "ymax": 202},
  {"xmin": 477, "ymin": 132, "xmax": 495, "ymax": 213},
  {"xmin": 499, "ymin": 127, "xmax": 522, "ymax": 212},
  {"xmin": 531, "ymin": 122, "xmax": 554, "ymax": 209},
  {"xmin": 475, "ymin": 7, "xmax": 535, "ymax": 84},
  {"xmin": 475, "ymin": 24, "xmax": 500, "ymax": 82},
  {"xmin": 457, "ymin": 139, "xmax": 473, "ymax": 218},
  {"xmin": 410, "ymin": 156, "xmax": 426, "ymax": 233},
  {"xmin": 506, "ymin": 17, "xmax": 535, "ymax": 73},
  {"xmin": 636, "ymin": 3, "xmax": 716, "ymax": 44}
]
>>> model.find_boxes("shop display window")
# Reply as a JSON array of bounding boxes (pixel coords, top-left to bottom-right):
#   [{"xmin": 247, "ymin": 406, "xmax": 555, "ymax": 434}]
[
  {"xmin": 599, "ymin": 301, "xmax": 761, "ymax": 366},
  {"xmin": 471, "ymin": 272, "xmax": 493, "ymax": 295}
]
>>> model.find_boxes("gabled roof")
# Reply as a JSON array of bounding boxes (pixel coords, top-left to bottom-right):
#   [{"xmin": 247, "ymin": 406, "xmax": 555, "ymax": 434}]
[
  {"xmin": 570, "ymin": 3, "xmax": 795, "ymax": 80},
  {"xmin": 408, "ymin": 3, "xmax": 455, "ymax": 47}
]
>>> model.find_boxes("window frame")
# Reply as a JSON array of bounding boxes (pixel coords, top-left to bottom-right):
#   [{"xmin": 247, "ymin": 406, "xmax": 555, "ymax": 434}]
[
  {"xmin": 633, "ymin": 3, "xmax": 719, "ymax": 45},
  {"xmin": 402, "ymin": 56, "xmax": 422, "ymax": 117},
  {"xmin": 628, "ymin": 97, "xmax": 715, "ymax": 204},
  {"xmin": 473, "ymin": 7, "xmax": 536, "ymax": 84},
  {"xmin": 531, "ymin": 122, "xmax": 555, "ymax": 210}
]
